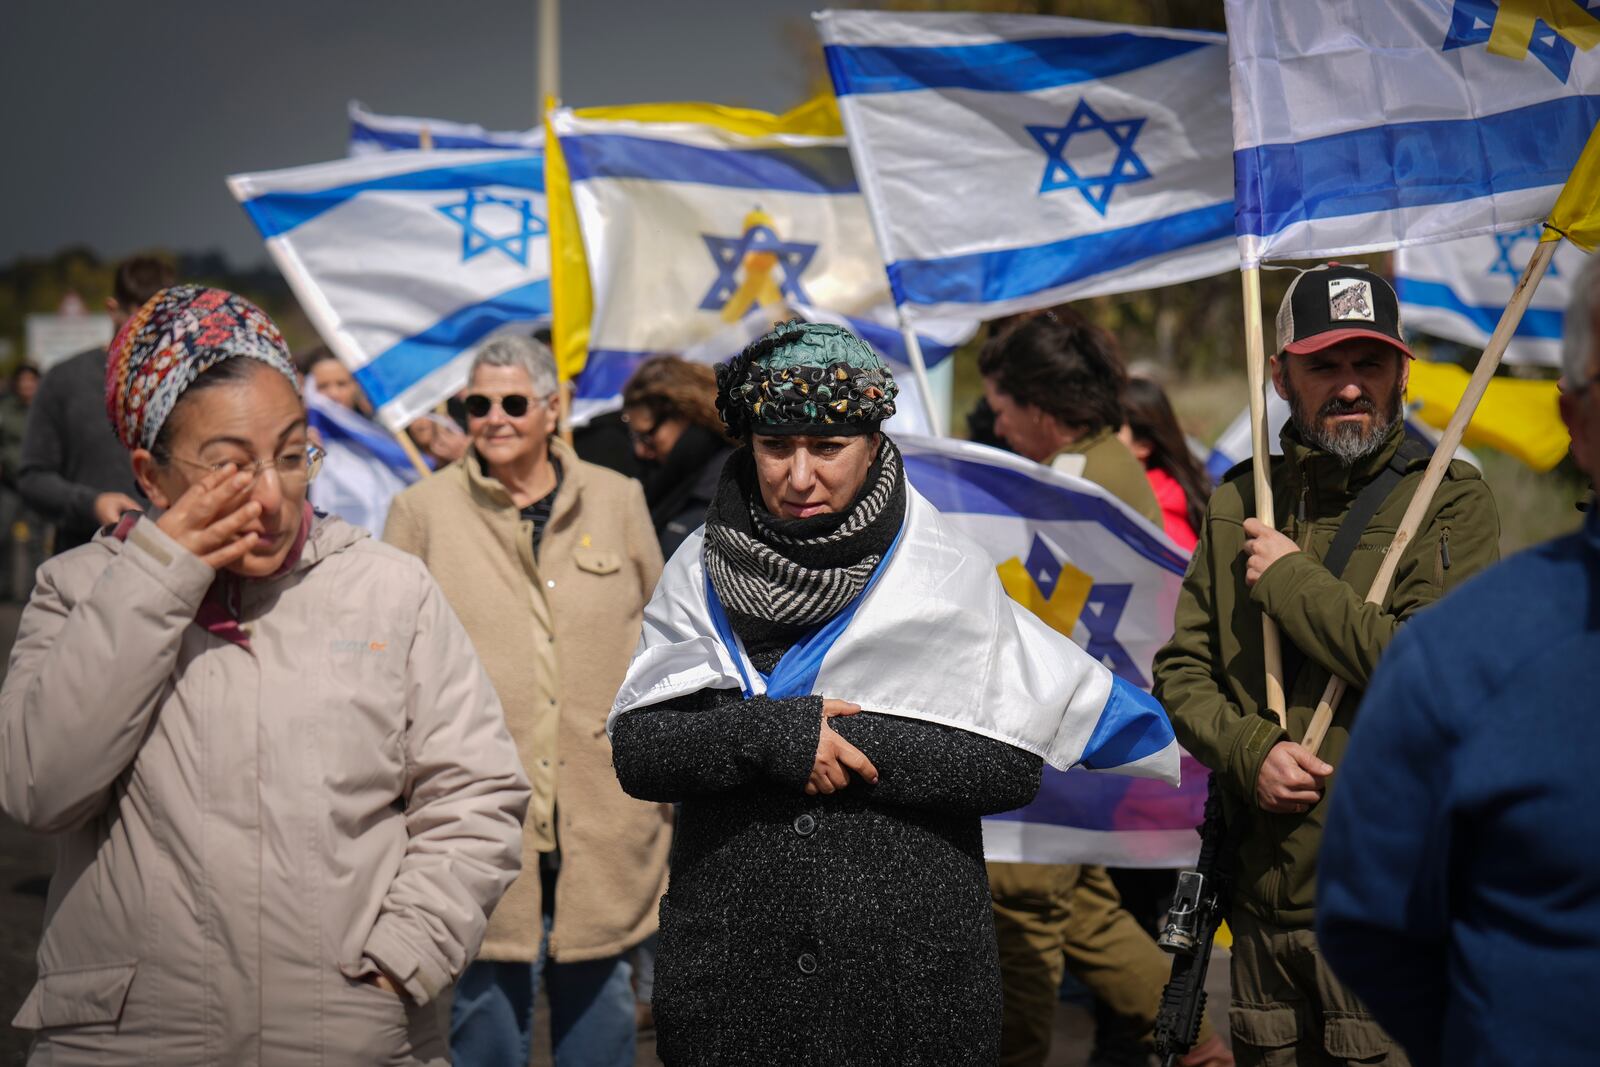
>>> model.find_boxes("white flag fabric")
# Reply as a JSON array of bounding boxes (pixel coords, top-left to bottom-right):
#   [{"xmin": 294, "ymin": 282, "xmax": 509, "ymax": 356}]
[
  {"xmin": 1227, "ymin": 1, "xmax": 1600, "ymax": 266},
  {"xmin": 228, "ymin": 150, "xmax": 549, "ymax": 432},
  {"xmin": 1395, "ymin": 225, "xmax": 1583, "ymax": 367},
  {"xmin": 816, "ymin": 9, "xmax": 1236, "ymax": 321},
  {"xmin": 347, "ymin": 101, "xmax": 539, "ymax": 156},
  {"xmin": 549, "ymin": 108, "xmax": 976, "ymax": 417}
]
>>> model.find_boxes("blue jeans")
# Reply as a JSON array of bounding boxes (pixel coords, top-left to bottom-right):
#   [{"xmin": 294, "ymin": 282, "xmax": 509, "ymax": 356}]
[{"xmin": 449, "ymin": 915, "xmax": 635, "ymax": 1067}]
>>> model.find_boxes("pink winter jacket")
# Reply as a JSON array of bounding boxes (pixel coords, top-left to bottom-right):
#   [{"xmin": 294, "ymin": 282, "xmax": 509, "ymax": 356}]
[{"xmin": 0, "ymin": 513, "xmax": 530, "ymax": 1065}]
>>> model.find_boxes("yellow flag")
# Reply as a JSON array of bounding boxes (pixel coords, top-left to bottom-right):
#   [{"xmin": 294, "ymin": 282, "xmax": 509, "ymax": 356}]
[
  {"xmin": 544, "ymin": 95, "xmax": 842, "ymax": 383},
  {"xmin": 1542, "ymin": 119, "xmax": 1600, "ymax": 253},
  {"xmin": 1407, "ymin": 359, "xmax": 1569, "ymax": 471}
]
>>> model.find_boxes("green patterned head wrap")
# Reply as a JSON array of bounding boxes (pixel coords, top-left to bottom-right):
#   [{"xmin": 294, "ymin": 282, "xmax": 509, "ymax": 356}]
[{"xmin": 715, "ymin": 320, "xmax": 898, "ymax": 437}]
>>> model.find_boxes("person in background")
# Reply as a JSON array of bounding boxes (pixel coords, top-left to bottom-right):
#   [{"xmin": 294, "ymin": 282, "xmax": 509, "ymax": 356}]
[
  {"xmin": 298, "ymin": 346, "xmax": 412, "ymax": 536},
  {"xmin": 622, "ymin": 355, "xmax": 734, "ymax": 559},
  {"xmin": 979, "ymin": 309, "xmax": 1163, "ymax": 526},
  {"xmin": 0, "ymin": 285, "xmax": 529, "ymax": 1064},
  {"xmin": 0, "ymin": 364, "xmax": 41, "ymax": 479},
  {"xmin": 979, "ymin": 309, "xmax": 1226, "ymax": 1067},
  {"xmin": 406, "ymin": 410, "xmax": 470, "ymax": 466},
  {"xmin": 19, "ymin": 255, "xmax": 173, "ymax": 551},
  {"xmin": 1120, "ymin": 375, "xmax": 1213, "ymax": 551},
  {"xmin": 0, "ymin": 364, "xmax": 43, "ymax": 597},
  {"xmin": 302, "ymin": 344, "xmax": 368, "ymax": 414},
  {"xmin": 1315, "ymin": 253, "xmax": 1600, "ymax": 1067},
  {"xmin": 385, "ymin": 335, "xmax": 668, "ymax": 1067}
]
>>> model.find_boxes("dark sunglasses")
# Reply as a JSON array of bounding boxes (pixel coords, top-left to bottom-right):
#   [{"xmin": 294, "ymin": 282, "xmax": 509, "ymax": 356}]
[{"xmin": 465, "ymin": 394, "xmax": 534, "ymax": 418}]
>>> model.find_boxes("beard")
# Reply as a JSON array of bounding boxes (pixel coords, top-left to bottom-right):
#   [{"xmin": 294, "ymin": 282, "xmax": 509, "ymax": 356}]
[{"xmin": 1287, "ymin": 377, "xmax": 1404, "ymax": 466}]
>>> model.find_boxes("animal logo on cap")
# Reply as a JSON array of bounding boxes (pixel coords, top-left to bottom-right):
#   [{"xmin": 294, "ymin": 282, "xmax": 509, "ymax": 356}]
[{"xmin": 1327, "ymin": 278, "xmax": 1375, "ymax": 322}]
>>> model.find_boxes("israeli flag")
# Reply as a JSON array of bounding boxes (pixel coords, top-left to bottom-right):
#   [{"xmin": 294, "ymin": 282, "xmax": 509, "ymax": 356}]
[
  {"xmin": 549, "ymin": 108, "xmax": 977, "ymax": 418},
  {"xmin": 347, "ymin": 100, "xmax": 539, "ymax": 156},
  {"xmin": 228, "ymin": 150, "xmax": 550, "ymax": 432},
  {"xmin": 1396, "ymin": 226, "xmax": 1582, "ymax": 367},
  {"xmin": 816, "ymin": 10, "xmax": 1236, "ymax": 321},
  {"xmin": 1227, "ymin": 1, "xmax": 1600, "ymax": 266}
]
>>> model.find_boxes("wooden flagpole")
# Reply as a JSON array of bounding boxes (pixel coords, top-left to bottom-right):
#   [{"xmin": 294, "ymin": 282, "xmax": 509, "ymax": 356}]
[
  {"xmin": 393, "ymin": 426, "xmax": 434, "ymax": 478},
  {"xmin": 1301, "ymin": 236, "xmax": 1560, "ymax": 756},
  {"xmin": 1243, "ymin": 266, "xmax": 1289, "ymax": 730}
]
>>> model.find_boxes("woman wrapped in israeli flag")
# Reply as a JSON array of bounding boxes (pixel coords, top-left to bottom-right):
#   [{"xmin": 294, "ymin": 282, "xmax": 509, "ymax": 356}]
[{"xmin": 608, "ymin": 320, "xmax": 1178, "ymax": 1063}]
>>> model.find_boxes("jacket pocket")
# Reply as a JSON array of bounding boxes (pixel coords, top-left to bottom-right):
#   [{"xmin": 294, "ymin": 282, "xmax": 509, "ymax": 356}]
[
  {"xmin": 1323, "ymin": 1012, "xmax": 1393, "ymax": 1061},
  {"xmin": 1229, "ymin": 1004, "xmax": 1297, "ymax": 1052},
  {"xmin": 573, "ymin": 547, "xmax": 621, "ymax": 576},
  {"xmin": 13, "ymin": 961, "xmax": 137, "ymax": 1030}
]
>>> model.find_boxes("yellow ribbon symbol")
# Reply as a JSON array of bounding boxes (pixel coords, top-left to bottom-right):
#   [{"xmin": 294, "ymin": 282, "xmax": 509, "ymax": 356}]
[
  {"xmin": 1487, "ymin": 0, "xmax": 1600, "ymax": 62},
  {"xmin": 720, "ymin": 209, "xmax": 790, "ymax": 323},
  {"xmin": 996, "ymin": 555, "xmax": 1095, "ymax": 639}
]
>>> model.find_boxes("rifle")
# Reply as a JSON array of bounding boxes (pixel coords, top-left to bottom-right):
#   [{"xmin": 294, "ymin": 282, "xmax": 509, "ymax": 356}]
[{"xmin": 1153, "ymin": 774, "xmax": 1232, "ymax": 1066}]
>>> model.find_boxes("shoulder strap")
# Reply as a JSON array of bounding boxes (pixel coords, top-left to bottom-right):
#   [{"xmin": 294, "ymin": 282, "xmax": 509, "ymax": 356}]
[{"xmin": 1321, "ymin": 440, "xmax": 1428, "ymax": 580}]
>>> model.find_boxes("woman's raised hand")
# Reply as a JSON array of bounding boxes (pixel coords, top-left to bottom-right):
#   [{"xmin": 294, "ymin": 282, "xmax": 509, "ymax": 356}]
[
  {"xmin": 805, "ymin": 699, "xmax": 879, "ymax": 796},
  {"xmin": 155, "ymin": 465, "xmax": 262, "ymax": 570}
]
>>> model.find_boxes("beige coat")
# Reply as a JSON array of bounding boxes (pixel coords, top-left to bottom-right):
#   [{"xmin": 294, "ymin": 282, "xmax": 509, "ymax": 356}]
[
  {"xmin": 385, "ymin": 438, "xmax": 669, "ymax": 964},
  {"xmin": 0, "ymin": 514, "xmax": 530, "ymax": 1066}
]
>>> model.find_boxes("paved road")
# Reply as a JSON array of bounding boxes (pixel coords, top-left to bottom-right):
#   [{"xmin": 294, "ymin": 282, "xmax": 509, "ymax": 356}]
[{"xmin": 0, "ymin": 600, "xmax": 1229, "ymax": 1065}]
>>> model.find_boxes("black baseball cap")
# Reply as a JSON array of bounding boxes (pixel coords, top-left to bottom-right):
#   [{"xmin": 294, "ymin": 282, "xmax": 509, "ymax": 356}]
[{"xmin": 1275, "ymin": 263, "xmax": 1412, "ymax": 359}]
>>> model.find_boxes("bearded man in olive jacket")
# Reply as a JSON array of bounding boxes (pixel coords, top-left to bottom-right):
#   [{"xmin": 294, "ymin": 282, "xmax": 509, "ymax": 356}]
[{"xmin": 1153, "ymin": 265, "xmax": 1499, "ymax": 1067}]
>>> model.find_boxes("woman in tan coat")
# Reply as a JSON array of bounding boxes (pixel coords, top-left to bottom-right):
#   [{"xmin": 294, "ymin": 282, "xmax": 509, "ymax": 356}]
[
  {"xmin": 385, "ymin": 334, "xmax": 667, "ymax": 1067},
  {"xmin": 0, "ymin": 286, "xmax": 530, "ymax": 1066}
]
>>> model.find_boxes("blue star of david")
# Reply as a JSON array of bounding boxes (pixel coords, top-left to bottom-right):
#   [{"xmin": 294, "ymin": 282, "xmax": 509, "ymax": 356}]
[
  {"xmin": 698, "ymin": 223, "xmax": 817, "ymax": 312},
  {"xmin": 1443, "ymin": 0, "xmax": 1600, "ymax": 83},
  {"xmin": 1081, "ymin": 584, "xmax": 1147, "ymax": 687},
  {"xmin": 1488, "ymin": 224, "xmax": 1561, "ymax": 278},
  {"xmin": 1025, "ymin": 536, "xmax": 1063, "ymax": 600},
  {"xmin": 436, "ymin": 188, "xmax": 546, "ymax": 267},
  {"xmin": 1026, "ymin": 100, "xmax": 1152, "ymax": 215}
]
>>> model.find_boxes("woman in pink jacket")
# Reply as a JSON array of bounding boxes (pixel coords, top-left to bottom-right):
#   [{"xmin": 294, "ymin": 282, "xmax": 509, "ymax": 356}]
[{"xmin": 0, "ymin": 286, "xmax": 530, "ymax": 1065}]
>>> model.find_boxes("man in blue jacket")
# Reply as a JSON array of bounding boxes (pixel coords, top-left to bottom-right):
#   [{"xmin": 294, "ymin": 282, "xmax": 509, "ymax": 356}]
[{"xmin": 1317, "ymin": 251, "xmax": 1600, "ymax": 1067}]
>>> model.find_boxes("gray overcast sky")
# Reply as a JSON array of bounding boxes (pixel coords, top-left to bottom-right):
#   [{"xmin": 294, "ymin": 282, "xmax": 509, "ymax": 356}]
[{"xmin": 0, "ymin": 0, "xmax": 829, "ymax": 266}]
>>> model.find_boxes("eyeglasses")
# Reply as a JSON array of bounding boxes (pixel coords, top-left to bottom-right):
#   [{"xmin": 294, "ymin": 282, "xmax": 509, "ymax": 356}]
[
  {"xmin": 170, "ymin": 443, "xmax": 325, "ymax": 487},
  {"xmin": 465, "ymin": 394, "xmax": 535, "ymax": 419}
]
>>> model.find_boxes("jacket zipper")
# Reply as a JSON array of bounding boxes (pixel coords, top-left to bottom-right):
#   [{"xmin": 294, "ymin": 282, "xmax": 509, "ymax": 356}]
[{"xmin": 1440, "ymin": 526, "xmax": 1452, "ymax": 570}]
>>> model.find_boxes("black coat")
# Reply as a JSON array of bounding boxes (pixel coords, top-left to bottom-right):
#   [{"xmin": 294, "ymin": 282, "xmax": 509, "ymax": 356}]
[
  {"xmin": 641, "ymin": 424, "xmax": 732, "ymax": 560},
  {"xmin": 611, "ymin": 678, "xmax": 1043, "ymax": 1065},
  {"xmin": 19, "ymin": 347, "xmax": 144, "ymax": 549}
]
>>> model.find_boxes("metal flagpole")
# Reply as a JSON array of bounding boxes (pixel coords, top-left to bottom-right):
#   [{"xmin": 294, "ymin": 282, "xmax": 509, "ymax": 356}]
[
  {"xmin": 896, "ymin": 306, "xmax": 946, "ymax": 437},
  {"xmin": 538, "ymin": 0, "xmax": 559, "ymax": 109},
  {"xmin": 538, "ymin": 0, "xmax": 575, "ymax": 442}
]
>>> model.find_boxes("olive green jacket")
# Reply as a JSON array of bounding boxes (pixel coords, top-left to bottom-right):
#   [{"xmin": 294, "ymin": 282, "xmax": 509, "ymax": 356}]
[
  {"xmin": 1049, "ymin": 427, "xmax": 1163, "ymax": 527},
  {"xmin": 1152, "ymin": 421, "xmax": 1499, "ymax": 927}
]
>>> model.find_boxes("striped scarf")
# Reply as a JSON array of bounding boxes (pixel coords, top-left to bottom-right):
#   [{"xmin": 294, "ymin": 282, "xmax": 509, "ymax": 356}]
[{"xmin": 703, "ymin": 437, "xmax": 906, "ymax": 632}]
